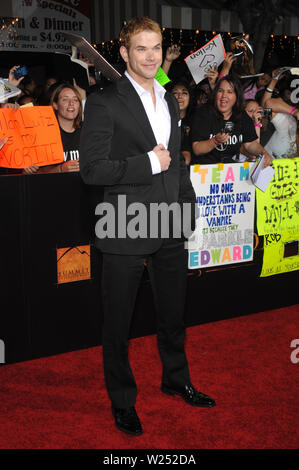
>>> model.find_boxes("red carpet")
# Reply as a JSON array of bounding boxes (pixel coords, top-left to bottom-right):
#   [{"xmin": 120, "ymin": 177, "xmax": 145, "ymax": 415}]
[{"xmin": 1, "ymin": 305, "xmax": 298, "ymax": 449}]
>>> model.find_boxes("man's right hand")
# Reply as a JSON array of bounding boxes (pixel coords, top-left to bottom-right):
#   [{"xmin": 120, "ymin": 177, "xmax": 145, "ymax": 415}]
[{"xmin": 153, "ymin": 144, "xmax": 171, "ymax": 172}]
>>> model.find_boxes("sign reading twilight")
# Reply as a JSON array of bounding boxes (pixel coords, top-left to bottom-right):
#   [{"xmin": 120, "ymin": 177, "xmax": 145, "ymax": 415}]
[
  {"xmin": 0, "ymin": 0, "xmax": 90, "ymax": 53},
  {"xmin": 188, "ymin": 162, "xmax": 256, "ymax": 269}
]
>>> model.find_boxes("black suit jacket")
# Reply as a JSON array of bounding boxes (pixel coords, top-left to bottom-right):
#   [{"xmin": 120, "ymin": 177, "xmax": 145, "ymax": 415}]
[{"xmin": 80, "ymin": 75, "xmax": 196, "ymax": 254}]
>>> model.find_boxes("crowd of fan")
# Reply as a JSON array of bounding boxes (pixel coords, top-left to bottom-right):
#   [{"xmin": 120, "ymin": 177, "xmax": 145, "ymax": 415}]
[
  {"xmin": 0, "ymin": 45, "xmax": 299, "ymax": 176},
  {"xmin": 0, "ymin": 62, "xmax": 89, "ymax": 175},
  {"xmin": 161, "ymin": 45, "xmax": 299, "ymax": 165}
]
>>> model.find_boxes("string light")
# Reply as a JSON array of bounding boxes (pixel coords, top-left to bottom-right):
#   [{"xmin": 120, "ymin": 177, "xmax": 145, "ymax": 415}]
[
  {"xmin": 96, "ymin": 28, "xmax": 299, "ymax": 68},
  {"xmin": 179, "ymin": 28, "xmax": 183, "ymax": 46},
  {"xmin": 0, "ymin": 17, "xmax": 19, "ymax": 50}
]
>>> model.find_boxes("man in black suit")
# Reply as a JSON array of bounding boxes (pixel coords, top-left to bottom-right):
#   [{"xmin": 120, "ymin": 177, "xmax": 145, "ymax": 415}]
[{"xmin": 80, "ymin": 17, "xmax": 215, "ymax": 436}]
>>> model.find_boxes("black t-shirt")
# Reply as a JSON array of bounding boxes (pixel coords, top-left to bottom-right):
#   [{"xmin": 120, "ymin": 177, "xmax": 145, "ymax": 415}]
[
  {"xmin": 60, "ymin": 127, "xmax": 81, "ymax": 161},
  {"xmin": 191, "ymin": 104, "xmax": 257, "ymax": 164},
  {"xmin": 181, "ymin": 115, "xmax": 192, "ymax": 153}
]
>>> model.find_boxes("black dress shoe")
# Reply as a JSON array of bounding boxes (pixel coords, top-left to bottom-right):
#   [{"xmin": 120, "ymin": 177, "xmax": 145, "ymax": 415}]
[
  {"xmin": 161, "ymin": 383, "xmax": 216, "ymax": 408},
  {"xmin": 112, "ymin": 406, "xmax": 143, "ymax": 436}
]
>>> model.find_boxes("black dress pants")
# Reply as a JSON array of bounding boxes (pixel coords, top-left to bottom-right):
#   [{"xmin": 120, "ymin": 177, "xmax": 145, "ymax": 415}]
[{"xmin": 101, "ymin": 238, "xmax": 191, "ymax": 409}]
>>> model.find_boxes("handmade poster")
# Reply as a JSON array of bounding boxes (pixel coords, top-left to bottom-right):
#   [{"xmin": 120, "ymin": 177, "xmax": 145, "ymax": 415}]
[
  {"xmin": 0, "ymin": 106, "xmax": 64, "ymax": 168},
  {"xmin": 184, "ymin": 34, "xmax": 226, "ymax": 84},
  {"xmin": 0, "ymin": 79, "xmax": 21, "ymax": 103},
  {"xmin": 256, "ymin": 158, "xmax": 299, "ymax": 235},
  {"xmin": 188, "ymin": 162, "xmax": 256, "ymax": 269},
  {"xmin": 261, "ymin": 229, "xmax": 299, "ymax": 277},
  {"xmin": 155, "ymin": 67, "xmax": 171, "ymax": 86},
  {"xmin": 62, "ymin": 32, "xmax": 121, "ymax": 82}
]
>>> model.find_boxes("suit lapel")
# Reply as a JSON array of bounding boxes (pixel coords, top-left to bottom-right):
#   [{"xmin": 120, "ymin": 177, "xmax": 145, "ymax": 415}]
[
  {"xmin": 116, "ymin": 76, "xmax": 179, "ymax": 152},
  {"xmin": 164, "ymin": 92, "xmax": 179, "ymax": 151},
  {"xmin": 116, "ymin": 76, "xmax": 157, "ymax": 148}
]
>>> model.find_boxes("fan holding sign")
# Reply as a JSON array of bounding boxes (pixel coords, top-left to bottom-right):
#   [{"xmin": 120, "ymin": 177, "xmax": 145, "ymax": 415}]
[
  {"xmin": 191, "ymin": 76, "xmax": 273, "ymax": 167},
  {"xmin": 185, "ymin": 34, "xmax": 226, "ymax": 85}
]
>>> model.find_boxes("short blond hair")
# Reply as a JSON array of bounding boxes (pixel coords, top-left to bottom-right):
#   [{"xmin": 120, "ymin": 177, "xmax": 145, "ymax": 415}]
[{"xmin": 119, "ymin": 16, "xmax": 162, "ymax": 49}]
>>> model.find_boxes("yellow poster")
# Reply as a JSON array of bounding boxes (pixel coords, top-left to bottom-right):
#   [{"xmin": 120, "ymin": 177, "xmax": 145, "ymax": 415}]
[
  {"xmin": 256, "ymin": 158, "xmax": 299, "ymax": 235},
  {"xmin": 261, "ymin": 229, "xmax": 299, "ymax": 277}
]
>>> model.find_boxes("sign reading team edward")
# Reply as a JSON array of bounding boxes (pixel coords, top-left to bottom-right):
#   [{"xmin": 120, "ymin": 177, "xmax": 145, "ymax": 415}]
[
  {"xmin": 0, "ymin": 0, "xmax": 90, "ymax": 53},
  {"xmin": 188, "ymin": 162, "xmax": 256, "ymax": 269}
]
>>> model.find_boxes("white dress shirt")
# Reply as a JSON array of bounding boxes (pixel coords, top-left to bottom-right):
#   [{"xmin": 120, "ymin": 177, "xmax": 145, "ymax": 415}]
[{"xmin": 125, "ymin": 70, "xmax": 171, "ymax": 174}]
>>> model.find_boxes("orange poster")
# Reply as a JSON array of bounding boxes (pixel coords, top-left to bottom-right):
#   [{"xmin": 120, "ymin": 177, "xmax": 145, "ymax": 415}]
[{"xmin": 0, "ymin": 106, "xmax": 64, "ymax": 168}]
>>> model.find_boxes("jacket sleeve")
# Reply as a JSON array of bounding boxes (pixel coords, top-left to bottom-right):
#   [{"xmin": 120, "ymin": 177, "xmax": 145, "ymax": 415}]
[
  {"xmin": 79, "ymin": 93, "xmax": 153, "ymax": 186},
  {"xmin": 167, "ymin": 92, "xmax": 197, "ymax": 205},
  {"xmin": 178, "ymin": 153, "xmax": 196, "ymax": 204}
]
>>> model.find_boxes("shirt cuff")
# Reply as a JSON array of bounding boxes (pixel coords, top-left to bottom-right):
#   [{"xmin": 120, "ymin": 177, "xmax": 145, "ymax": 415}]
[
  {"xmin": 82, "ymin": 99, "xmax": 86, "ymax": 121},
  {"xmin": 148, "ymin": 150, "xmax": 161, "ymax": 175}
]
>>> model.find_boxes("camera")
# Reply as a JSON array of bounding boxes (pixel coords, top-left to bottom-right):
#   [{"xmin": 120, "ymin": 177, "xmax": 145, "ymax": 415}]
[
  {"xmin": 13, "ymin": 66, "xmax": 28, "ymax": 80},
  {"xmin": 233, "ymin": 49, "xmax": 244, "ymax": 67},
  {"xmin": 222, "ymin": 121, "xmax": 234, "ymax": 134},
  {"xmin": 261, "ymin": 108, "xmax": 272, "ymax": 118}
]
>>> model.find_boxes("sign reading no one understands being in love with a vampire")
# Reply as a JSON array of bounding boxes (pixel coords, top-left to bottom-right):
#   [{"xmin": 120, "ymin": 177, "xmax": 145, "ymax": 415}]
[{"xmin": 188, "ymin": 162, "xmax": 256, "ymax": 269}]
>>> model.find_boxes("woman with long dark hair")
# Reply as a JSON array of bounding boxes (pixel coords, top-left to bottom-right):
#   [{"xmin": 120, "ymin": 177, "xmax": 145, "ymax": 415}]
[
  {"xmin": 168, "ymin": 78, "xmax": 195, "ymax": 165},
  {"xmin": 242, "ymin": 71, "xmax": 272, "ymax": 101},
  {"xmin": 191, "ymin": 76, "xmax": 272, "ymax": 166}
]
